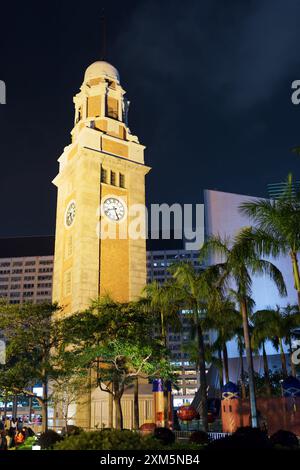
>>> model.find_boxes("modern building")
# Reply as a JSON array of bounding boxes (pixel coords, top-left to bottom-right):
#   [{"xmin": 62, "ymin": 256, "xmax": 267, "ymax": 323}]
[
  {"xmin": 0, "ymin": 237, "xmax": 54, "ymax": 305},
  {"xmin": 267, "ymin": 180, "xmax": 300, "ymax": 199}
]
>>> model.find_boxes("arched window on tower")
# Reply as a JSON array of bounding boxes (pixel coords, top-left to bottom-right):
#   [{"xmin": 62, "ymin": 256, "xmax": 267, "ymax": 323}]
[{"xmin": 107, "ymin": 96, "xmax": 119, "ymax": 120}]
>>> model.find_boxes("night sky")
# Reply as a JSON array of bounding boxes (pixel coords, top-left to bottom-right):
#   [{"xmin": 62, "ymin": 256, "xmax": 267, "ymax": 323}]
[{"xmin": 1, "ymin": 0, "xmax": 300, "ymax": 237}]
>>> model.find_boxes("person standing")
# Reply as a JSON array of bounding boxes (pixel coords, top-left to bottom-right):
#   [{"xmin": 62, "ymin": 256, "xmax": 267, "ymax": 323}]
[
  {"xmin": 0, "ymin": 431, "xmax": 8, "ymax": 450},
  {"xmin": 6, "ymin": 427, "xmax": 15, "ymax": 448}
]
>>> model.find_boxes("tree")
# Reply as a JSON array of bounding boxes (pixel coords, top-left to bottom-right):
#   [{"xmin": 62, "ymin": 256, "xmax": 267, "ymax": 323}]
[
  {"xmin": 183, "ymin": 339, "xmax": 224, "ymax": 392},
  {"xmin": 51, "ymin": 373, "xmax": 88, "ymax": 431},
  {"xmin": 142, "ymin": 281, "xmax": 181, "ymax": 348},
  {"xmin": 240, "ymin": 173, "xmax": 300, "ymax": 308},
  {"xmin": 200, "ymin": 233, "xmax": 287, "ymax": 427},
  {"xmin": 204, "ymin": 299, "xmax": 241, "ymax": 384},
  {"xmin": 0, "ymin": 302, "xmax": 66, "ymax": 432},
  {"xmin": 95, "ymin": 340, "xmax": 173, "ymax": 430},
  {"xmin": 61, "ymin": 297, "xmax": 174, "ymax": 430},
  {"xmin": 279, "ymin": 304, "xmax": 300, "ymax": 377},
  {"xmin": 251, "ymin": 309, "xmax": 276, "ymax": 396},
  {"xmin": 170, "ymin": 262, "xmax": 221, "ymax": 431},
  {"xmin": 142, "ymin": 281, "xmax": 181, "ymax": 427},
  {"xmin": 236, "ymin": 327, "xmax": 247, "ymax": 399},
  {"xmin": 257, "ymin": 305, "xmax": 300, "ymax": 378}
]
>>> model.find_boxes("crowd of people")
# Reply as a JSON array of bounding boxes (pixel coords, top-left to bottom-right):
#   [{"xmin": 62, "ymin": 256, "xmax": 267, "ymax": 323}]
[{"xmin": 0, "ymin": 416, "xmax": 35, "ymax": 450}]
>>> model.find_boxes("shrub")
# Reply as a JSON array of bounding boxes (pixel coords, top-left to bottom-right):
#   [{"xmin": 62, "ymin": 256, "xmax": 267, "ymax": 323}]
[
  {"xmin": 37, "ymin": 430, "xmax": 63, "ymax": 449},
  {"xmin": 270, "ymin": 430, "xmax": 299, "ymax": 449},
  {"xmin": 54, "ymin": 430, "xmax": 158, "ymax": 450},
  {"xmin": 53, "ymin": 429, "xmax": 203, "ymax": 451},
  {"xmin": 189, "ymin": 431, "xmax": 209, "ymax": 445},
  {"xmin": 153, "ymin": 427, "xmax": 175, "ymax": 445},
  {"xmin": 233, "ymin": 426, "xmax": 271, "ymax": 448},
  {"xmin": 207, "ymin": 426, "xmax": 271, "ymax": 450}
]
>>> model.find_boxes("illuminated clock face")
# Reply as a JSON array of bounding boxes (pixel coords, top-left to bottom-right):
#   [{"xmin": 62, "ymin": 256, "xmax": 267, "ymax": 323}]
[
  {"xmin": 103, "ymin": 197, "xmax": 125, "ymax": 221},
  {"xmin": 65, "ymin": 201, "xmax": 76, "ymax": 227}
]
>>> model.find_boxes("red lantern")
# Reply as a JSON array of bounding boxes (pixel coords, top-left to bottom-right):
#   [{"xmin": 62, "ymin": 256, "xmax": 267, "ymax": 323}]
[{"xmin": 177, "ymin": 405, "xmax": 197, "ymax": 421}]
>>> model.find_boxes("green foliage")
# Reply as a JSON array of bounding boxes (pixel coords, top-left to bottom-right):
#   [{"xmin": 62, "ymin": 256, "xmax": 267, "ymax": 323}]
[
  {"xmin": 239, "ymin": 174, "xmax": 300, "ymax": 300},
  {"xmin": 142, "ymin": 281, "xmax": 182, "ymax": 346},
  {"xmin": 53, "ymin": 430, "xmax": 155, "ymax": 450},
  {"xmin": 53, "ymin": 429, "xmax": 202, "ymax": 451},
  {"xmin": 200, "ymin": 234, "xmax": 287, "ymax": 300},
  {"xmin": 240, "ymin": 173, "xmax": 300, "ymax": 257},
  {"xmin": 0, "ymin": 302, "xmax": 66, "ymax": 393},
  {"xmin": 15, "ymin": 436, "xmax": 37, "ymax": 451},
  {"xmin": 242, "ymin": 370, "xmax": 283, "ymax": 397},
  {"xmin": 59, "ymin": 296, "xmax": 176, "ymax": 429}
]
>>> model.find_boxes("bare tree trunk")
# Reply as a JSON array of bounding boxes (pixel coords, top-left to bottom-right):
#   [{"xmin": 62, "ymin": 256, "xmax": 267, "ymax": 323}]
[
  {"xmin": 262, "ymin": 342, "xmax": 272, "ymax": 396},
  {"xmin": 133, "ymin": 377, "xmax": 139, "ymax": 430},
  {"xmin": 218, "ymin": 348, "xmax": 224, "ymax": 389},
  {"xmin": 3, "ymin": 390, "xmax": 8, "ymax": 419},
  {"xmin": 223, "ymin": 344, "xmax": 229, "ymax": 383},
  {"xmin": 240, "ymin": 353, "xmax": 246, "ymax": 399},
  {"xmin": 241, "ymin": 299, "xmax": 257, "ymax": 427},
  {"xmin": 108, "ymin": 391, "xmax": 113, "ymax": 429},
  {"xmin": 114, "ymin": 394, "xmax": 123, "ymax": 430},
  {"xmin": 42, "ymin": 379, "xmax": 48, "ymax": 432},
  {"xmin": 12, "ymin": 395, "xmax": 17, "ymax": 420},
  {"xmin": 290, "ymin": 251, "xmax": 300, "ymax": 310},
  {"xmin": 279, "ymin": 338, "xmax": 288, "ymax": 377},
  {"xmin": 196, "ymin": 320, "xmax": 208, "ymax": 431},
  {"xmin": 28, "ymin": 395, "xmax": 33, "ymax": 423}
]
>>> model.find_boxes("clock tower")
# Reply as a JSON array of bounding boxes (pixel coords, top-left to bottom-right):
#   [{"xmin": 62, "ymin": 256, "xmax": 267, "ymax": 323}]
[{"xmin": 52, "ymin": 61, "xmax": 150, "ymax": 316}]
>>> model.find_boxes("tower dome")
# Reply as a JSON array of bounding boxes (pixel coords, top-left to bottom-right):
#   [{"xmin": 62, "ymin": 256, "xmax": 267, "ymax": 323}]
[{"xmin": 84, "ymin": 61, "xmax": 120, "ymax": 83}]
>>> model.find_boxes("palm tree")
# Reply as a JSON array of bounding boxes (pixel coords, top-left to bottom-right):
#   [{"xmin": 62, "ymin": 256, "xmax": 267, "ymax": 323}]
[
  {"xmin": 270, "ymin": 308, "xmax": 288, "ymax": 377},
  {"xmin": 142, "ymin": 281, "xmax": 181, "ymax": 348},
  {"xmin": 240, "ymin": 173, "xmax": 300, "ymax": 308},
  {"xmin": 236, "ymin": 328, "xmax": 246, "ymax": 399},
  {"xmin": 142, "ymin": 281, "xmax": 181, "ymax": 427},
  {"xmin": 170, "ymin": 262, "xmax": 222, "ymax": 431},
  {"xmin": 200, "ymin": 233, "xmax": 287, "ymax": 427},
  {"xmin": 204, "ymin": 299, "xmax": 242, "ymax": 384},
  {"xmin": 263, "ymin": 305, "xmax": 300, "ymax": 378},
  {"xmin": 280, "ymin": 304, "xmax": 300, "ymax": 377},
  {"xmin": 251, "ymin": 309, "xmax": 276, "ymax": 396},
  {"xmin": 183, "ymin": 340, "xmax": 224, "ymax": 393}
]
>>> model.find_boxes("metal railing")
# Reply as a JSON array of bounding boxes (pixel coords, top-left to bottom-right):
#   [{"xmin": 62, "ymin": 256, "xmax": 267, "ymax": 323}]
[{"xmin": 175, "ymin": 430, "xmax": 231, "ymax": 441}]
